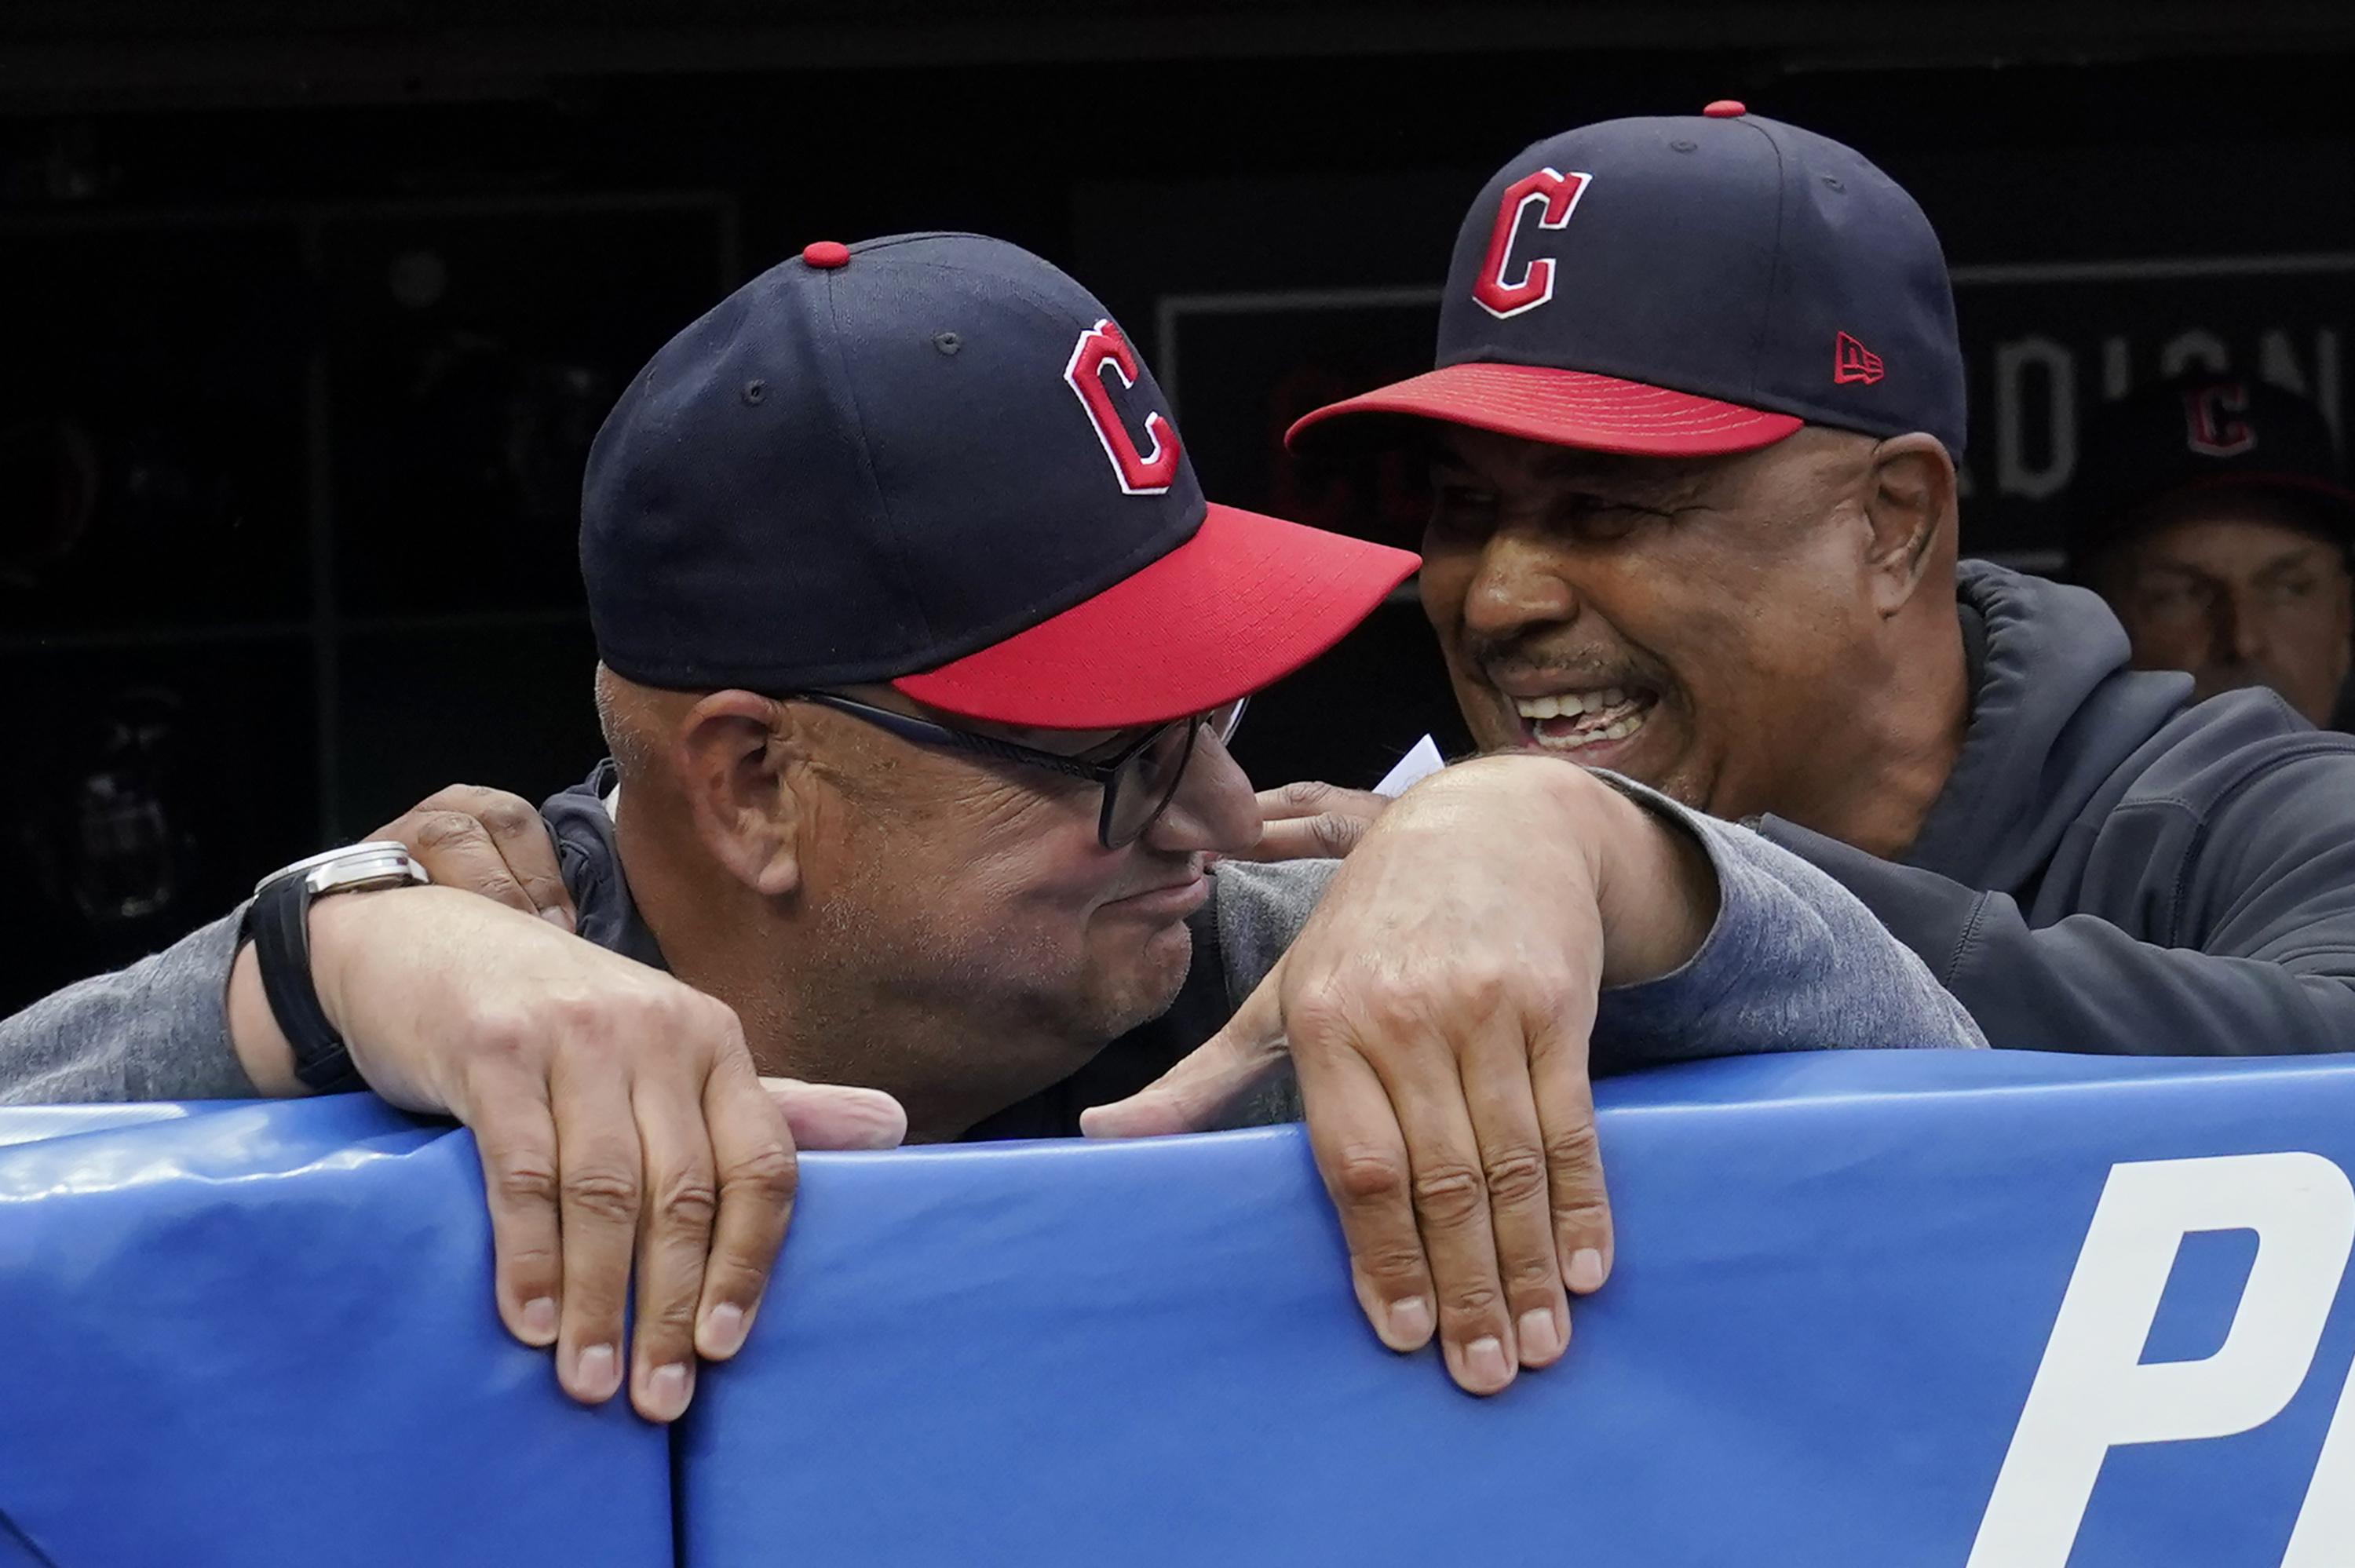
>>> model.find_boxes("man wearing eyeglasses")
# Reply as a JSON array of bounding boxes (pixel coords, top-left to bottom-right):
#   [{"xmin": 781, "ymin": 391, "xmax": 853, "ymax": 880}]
[{"xmin": 2, "ymin": 234, "xmax": 1981, "ymax": 1424}]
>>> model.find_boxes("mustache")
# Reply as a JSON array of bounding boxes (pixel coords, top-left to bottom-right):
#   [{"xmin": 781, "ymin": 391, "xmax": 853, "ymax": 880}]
[{"xmin": 1462, "ymin": 634, "xmax": 1670, "ymax": 694}]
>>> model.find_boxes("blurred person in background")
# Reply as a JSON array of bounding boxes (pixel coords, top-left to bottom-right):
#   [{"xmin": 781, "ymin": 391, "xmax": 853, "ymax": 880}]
[{"xmin": 2068, "ymin": 373, "xmax": 2354, "ymax": 729}]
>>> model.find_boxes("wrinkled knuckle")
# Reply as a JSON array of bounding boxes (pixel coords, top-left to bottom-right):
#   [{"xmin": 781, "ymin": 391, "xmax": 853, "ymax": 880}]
[
  {"xmin": 719, "ymin": 1140, "xmax": 798, "ymax": 1202},
  {"xmin": 1329, "ymin": 1145, "xmax": 1409, "ymax": 1205},
  {"xmin": 1501, "ymin": 1246, "xmax": 1561, "ymax": 1294},
  {"xmin": 1442, "ymin": 1279, "xmax": 1504, "ymax": 1320},
  {"xmin": 1409, "ymin": 1164, "xmax": 1489, "ymax": 1228},
  {"xmin": 491, "ymin": 1159, "xmax": 561, "ymax": 1210},
  {"xmin": 1543, "ymin": 1120, "xmax": 1605, "ymax": 1178},
  {"xmin": 652, "ymin": 1172, "xmax": 719, "ymax": 1234},
  {"xmin": 410, "ymin": 810, "xmax": 490, "ymax": 853},
  {"xmin": 647, "ymin": 1293, "xmax": 703, "ymax": 1337},
  {"xmin": 1313, "ymin": 814, "xmax": 1363, "ymax": 855},
  {"xmin": 475, "ymin": 793, "xmax": 540, "ymax": 837},
  {"xmin": 1356, "ymin": 1239, "xmax": 1430, "ymax": 1288},
  {"xmin": 1481, "ymin": 1147, "xmax": 1550, "ymax": 1208},
  {"xmin": 498, "ymin": 1242, "xmax": 560, "ymax": 1281},
  {"xmin": 1276, "ymin": 779, "xmax": 1332, "ymax": 810},
  {"xmin": 561, "ymin": 1165, "xmax": 642, "ymax": 1223}
]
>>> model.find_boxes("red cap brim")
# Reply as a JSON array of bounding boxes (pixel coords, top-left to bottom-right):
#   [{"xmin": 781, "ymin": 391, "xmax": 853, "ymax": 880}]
[
  {"xmin": 1286, "ymin": 362, "xmax": 1803, "ymax": 457},
  {"xmin": 892, "ymin": 502, "xmax": 1419, "ymax": 729}
]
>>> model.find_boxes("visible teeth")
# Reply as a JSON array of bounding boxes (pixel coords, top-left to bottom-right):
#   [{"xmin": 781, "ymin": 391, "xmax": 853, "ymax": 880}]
[
  {"xmin": 1513, "ymin": 689, "xmax": 1645, "ymax": 720},
  {"xmin": 1528, "ymin": 706, "xmax": 1650, "ymax": 752}
]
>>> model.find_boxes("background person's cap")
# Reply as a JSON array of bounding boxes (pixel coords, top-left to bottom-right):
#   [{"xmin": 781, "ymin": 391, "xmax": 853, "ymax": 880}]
[
  {"xmin": 1286, "ymin": 104, "xmax": 1966, "ymax": 461},
  {"xmin": 2065, "ymin": 373, "xmax": 2355, "ymax": 562},
  {"xmin": 582, "ymin": 232, "xmax": 1417, "ymax": 729}
]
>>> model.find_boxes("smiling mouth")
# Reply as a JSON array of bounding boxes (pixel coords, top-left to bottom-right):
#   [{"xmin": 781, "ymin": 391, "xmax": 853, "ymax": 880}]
[{"xmin": 1505, "ymin": 686, "xmax": 1660, "ymax": 753}]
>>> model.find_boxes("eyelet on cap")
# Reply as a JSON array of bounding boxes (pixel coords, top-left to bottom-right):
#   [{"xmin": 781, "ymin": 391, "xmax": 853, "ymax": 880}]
[
  {"xmin": 1702, "ymin": 100, "xmax": 1747, "ymax": 118},
  {"xmin": 801, "ymin": 241, "xmax": 851, "ymax": 269}
]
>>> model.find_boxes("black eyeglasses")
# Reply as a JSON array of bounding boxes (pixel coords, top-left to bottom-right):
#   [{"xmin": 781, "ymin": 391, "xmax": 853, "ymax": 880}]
[{"xmin": 788, "ymin": 691, "xmax": 1248, "ymax": 849}]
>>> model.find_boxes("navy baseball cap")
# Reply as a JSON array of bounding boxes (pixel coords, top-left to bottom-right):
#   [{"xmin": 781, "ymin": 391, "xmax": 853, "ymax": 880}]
[
  {"xmin": 1287, "ymin": 103, "xmax": 1966, "ymax": 460},
  {"xmin": 582, "ymin": 233, "xmax": 1416, "ymax": 729},
  {"xmin": 2068, "ymin": 373, "xmax": 2355, "ymax": 560}
]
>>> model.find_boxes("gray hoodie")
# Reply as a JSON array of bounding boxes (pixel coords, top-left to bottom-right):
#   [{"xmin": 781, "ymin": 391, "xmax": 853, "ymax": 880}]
[{"xmin": 1761, "ymin": 560, "xmax": 2355, "ymax": 1053}]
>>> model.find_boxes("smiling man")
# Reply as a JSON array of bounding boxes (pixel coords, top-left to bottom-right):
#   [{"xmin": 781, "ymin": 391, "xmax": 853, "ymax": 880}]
[{"xmin": 1178, "ymin": 104, "xmax": 2355, "ymax": 1065}]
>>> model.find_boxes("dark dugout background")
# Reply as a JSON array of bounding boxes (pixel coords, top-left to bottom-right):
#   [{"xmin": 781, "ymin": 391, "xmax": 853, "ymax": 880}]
[{"xmin": 1, "ymin": 2, "xmax": 2351, "ymax": 1011}]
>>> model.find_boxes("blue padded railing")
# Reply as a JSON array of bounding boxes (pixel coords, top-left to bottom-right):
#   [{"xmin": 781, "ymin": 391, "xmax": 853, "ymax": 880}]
[{"xmin": 5, "ymin": 1050, "xmax": 2354, "ymax": 1566}]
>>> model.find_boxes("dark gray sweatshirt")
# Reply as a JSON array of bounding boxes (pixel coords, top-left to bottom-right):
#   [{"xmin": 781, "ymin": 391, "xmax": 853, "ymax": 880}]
[{"xmin": 1762, "ymin": 561, "xmax": 2355, "ymax": 1053}]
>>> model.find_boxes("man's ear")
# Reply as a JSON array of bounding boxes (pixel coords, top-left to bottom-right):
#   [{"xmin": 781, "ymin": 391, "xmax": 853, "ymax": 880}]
[
  {"xmin": 1860, "ymin": 432, "xmax": 1958, "ymax": 616},
  {"xmin": 672, "ymin": 691, "xmax": 805, "ymax": 898}
]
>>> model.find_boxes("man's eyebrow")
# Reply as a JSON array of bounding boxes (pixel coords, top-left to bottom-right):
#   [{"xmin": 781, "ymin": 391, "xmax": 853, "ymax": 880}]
[
  {"xmin": 1426, "ymin": 444, "xmax": 1696, "ymax": 502},
  {"xmin": 2253, "ymin": 543, "xmax": 2335, "ymax": 580},
  {"xmin": 1530, "ymin": 448, "xmax": 1696, "ymax": 500}
]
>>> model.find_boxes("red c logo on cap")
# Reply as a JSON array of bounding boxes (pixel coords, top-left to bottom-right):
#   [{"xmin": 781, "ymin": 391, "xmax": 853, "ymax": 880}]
[
  {"xmin": 1065, "ymin": 319, "xmax": 1181, "ymax": 496},
  {"xmin": 2183, "ymin": 381, "xmax": 2257, "ymax": 458},
  {"xmin": 1472, "ymin": 166, "xmax": 1594, "ymax": 321}
]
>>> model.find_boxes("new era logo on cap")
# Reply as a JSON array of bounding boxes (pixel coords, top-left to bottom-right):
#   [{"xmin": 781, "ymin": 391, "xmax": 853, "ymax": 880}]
[
  {"xmin": 1287, "ymin": 106, "xmax": 1966, "ymax": 461},
  {"xmin": 1835, "ymin": 332, "xmax": 1885, "ymax": 386}
]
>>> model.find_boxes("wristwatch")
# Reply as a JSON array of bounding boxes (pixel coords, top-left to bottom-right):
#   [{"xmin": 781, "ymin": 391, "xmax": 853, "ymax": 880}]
[{"xmin": 239, "ymin": 841, "xmax": 432, "ymax": 1092}]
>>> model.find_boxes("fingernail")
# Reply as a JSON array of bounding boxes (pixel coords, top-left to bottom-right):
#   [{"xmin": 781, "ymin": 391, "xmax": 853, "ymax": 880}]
[
  {"xmin": 1567, "ymin": 1247, "xmax": 1607, "ymax": 1294},
  {"xmin": 1517, "ymin": 1308, "xmax": 1562, "ymax": 1364},
  {"xmin": 1387, "ymin": 1296, "xmax": 1434, "ymax": 1346},
  {"xmin": 575, "ymin": 1342, "xmax": 619, "ymax": 1398},
  {"xmin": 541, "ymin": 906, "xmax": 575, "ymax": 932},
  {"xmin": 700, "ymin": 1302, "xmax": 747, "ymax": 1358},
  {"xmin": 1466, "ymin": 1335, "xmax": 1512, "ymax": 1390},
  {"xmin": 520, "ymin": 1296, "xmax": 558, "ymax": 1342},
  {"xmin": 646, "ymin": 1362, "xmax": 692, "ymax": 1422}
]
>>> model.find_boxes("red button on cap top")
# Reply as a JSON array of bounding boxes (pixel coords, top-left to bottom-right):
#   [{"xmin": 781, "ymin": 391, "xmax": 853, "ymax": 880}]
[
  {"xmin": 1702, "ymin": 100, "xmax": 1746, "ymax": 119},
  {"xmin": 801, "ymin": 240, "xmax": 851, "ymax": 268}
]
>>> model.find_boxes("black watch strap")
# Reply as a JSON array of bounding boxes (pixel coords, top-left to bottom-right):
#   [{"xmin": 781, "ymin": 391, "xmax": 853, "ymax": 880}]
[{"xmin": 241, "ymin": 872, "xmax": 366, "ymax": 1093}]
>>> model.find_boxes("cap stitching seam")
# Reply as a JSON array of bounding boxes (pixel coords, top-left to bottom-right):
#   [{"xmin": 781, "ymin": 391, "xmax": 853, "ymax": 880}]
[
  {"xmin": 818, "ymin": 271, "xmax": 937, "ymax": 652},
  {"xmin": 1743, "ymin": 119, "xmax": 1789, "ymax": 406}
]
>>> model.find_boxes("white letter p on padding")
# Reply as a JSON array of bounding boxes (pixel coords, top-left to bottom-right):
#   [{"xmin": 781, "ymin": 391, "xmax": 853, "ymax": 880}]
[{"xmin": 1966, "ymin": 1152, "xmax": 2355, "ymax": 1568}]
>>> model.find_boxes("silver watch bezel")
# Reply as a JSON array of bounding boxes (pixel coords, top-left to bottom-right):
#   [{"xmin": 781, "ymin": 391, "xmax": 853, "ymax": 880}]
[{"xmin": 253, "ymin": 841, "xmax": 433, "ymax": 901}]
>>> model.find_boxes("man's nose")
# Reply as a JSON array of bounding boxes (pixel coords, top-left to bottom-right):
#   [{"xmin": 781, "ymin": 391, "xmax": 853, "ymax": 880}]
[
  {"xmin": 1141, "ymin": 722, "xmax": 1261, "ymax": 857},
  {"xmin": 2218, "ymin": 586, "xmax": 2269, "ymax": 665},
  {"xmin": 1461, "ymin": 527, "xmax": 1580, "ymax": 643}
]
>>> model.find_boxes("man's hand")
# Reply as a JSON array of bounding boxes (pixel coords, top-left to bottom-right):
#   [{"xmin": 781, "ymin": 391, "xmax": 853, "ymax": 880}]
[
  {"xmin": 1085, "ymin": 756, "xmax": 1716, "ymax": 1395},
  {"xmin": 226, "ymin": 886, "xmax": 905, "ymax": 1422},
  {"xmin": 373, "ymin": 785, "xmax": 580, "ymax": 932},
  {"xmin": 1238, "ymin": 780, "xmax": 1389, "ymax": 861}
]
